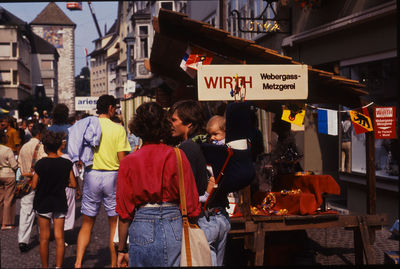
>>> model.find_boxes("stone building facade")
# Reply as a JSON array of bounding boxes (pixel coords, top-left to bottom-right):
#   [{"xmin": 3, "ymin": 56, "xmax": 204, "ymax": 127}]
[{"xmin": 30, "ymin": 2, "xmax": 76, "ymax": 113}]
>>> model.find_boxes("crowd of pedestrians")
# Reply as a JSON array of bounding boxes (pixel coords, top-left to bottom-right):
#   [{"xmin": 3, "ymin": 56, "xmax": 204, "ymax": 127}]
[{"xmin": 0, "ymin": 94, "xmax": 258, "ymax": 268}]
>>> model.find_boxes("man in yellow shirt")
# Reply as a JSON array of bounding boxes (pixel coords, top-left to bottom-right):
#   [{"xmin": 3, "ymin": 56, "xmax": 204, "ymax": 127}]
[{"xmin": 75, "ymin": 95, "xmax": 131, "ymax": 268}]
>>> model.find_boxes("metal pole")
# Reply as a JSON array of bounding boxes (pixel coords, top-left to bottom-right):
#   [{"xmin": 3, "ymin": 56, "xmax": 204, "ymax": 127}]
[
  {"xmin": 219, "ymin": 0, "xmax": 226, "ymax": 30},
  {"xmin": 88, "ymin": 1, "xmax": 102, "ymax": 38}
]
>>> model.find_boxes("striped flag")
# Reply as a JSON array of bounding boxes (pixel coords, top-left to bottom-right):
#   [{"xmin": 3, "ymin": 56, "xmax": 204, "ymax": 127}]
[
  {"xmin": 180, "ymin": 46, "xmax": 214, "ymax": 78},
  {"xmin": 318, "ymin": 109, "xmax": 338, "ymax": 135}
]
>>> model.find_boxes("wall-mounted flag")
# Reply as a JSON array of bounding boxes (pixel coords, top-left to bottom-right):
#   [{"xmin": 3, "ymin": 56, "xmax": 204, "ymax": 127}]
[
  {"xmin": 350, "ymin": 108, "xmax": 373, "ymax": 134},
  {"xmin": 281, "ymin": 108, "xmax": 305, "ymax": 126},
  {"xmin": 318, "ymin": 109, "xmax": 338, "ymax": 135}
]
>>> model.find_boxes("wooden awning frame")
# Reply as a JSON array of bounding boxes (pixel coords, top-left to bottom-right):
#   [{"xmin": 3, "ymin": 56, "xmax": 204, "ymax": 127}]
[{"xmin": 149, "ymin": 9, "xmax": 368, "ymax": 108}]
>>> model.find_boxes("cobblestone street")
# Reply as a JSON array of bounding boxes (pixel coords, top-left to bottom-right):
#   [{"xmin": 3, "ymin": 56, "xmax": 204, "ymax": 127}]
[
  {"xmin": 0, "ymin": 199, "xmax": 112, "ymax": 268},
  {"xmin": 0, "ymin": 198, "xmax": 398, "ymax": 268}
]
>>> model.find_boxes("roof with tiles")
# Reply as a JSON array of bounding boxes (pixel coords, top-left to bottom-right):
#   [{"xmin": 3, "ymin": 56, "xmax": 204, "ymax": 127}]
[{"xmin": 30, "ymin": 2, "xmax": 75, "ymax": 27}]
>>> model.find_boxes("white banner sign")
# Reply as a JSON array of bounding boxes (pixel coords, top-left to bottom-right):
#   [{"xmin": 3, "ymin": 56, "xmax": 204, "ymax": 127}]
[
  {"xmin": 124, "ymin": 80, "xmax": 136, "ymax": 95},
  {"xmin": 197, "ymin": 65, "xmax": 308, "ymax": 101},
  {"xmin": 75, "ymin": 96, "xmax": 98, "ymax": 111}
]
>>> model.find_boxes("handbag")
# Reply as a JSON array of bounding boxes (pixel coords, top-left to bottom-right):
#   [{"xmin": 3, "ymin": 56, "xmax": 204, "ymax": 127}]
[
  {"xmin": 174, "ymin": 148, "xmax": 212, "ymax": 267},
  {"xmin": 15, "ymin": 142, "xmax": 40, "ymax": 199}
]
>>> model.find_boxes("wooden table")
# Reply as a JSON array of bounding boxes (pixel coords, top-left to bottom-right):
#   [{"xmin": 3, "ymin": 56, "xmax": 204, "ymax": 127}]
[{"xmin": 229, "ymin": 213, "xmax": 388, "ymax": 265}]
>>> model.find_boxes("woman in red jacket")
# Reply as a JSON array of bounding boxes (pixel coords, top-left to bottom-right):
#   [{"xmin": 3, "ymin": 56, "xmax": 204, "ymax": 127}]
[{"xmin": 116, "ymin": 102, "xmax": 200, "ymax": 267}]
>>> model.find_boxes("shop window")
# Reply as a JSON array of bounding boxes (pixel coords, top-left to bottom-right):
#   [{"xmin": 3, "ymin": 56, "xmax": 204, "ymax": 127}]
[
  {"xmin": 0, "ymin": 43, "xmax": 10, "ymax": 57},
  {"xmin": 339, "ymin": 57, "xmax": 398, "ymax": 179}
]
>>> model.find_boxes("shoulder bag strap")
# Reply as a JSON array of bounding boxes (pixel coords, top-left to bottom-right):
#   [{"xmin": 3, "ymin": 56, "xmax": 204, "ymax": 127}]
[
  {"xmin": 175, "ymin": 148, "xmax": 187, "ymax": 217},
  {"xmin": 174, "ymin": 147, "xmax": 192, "ymax": 266}
]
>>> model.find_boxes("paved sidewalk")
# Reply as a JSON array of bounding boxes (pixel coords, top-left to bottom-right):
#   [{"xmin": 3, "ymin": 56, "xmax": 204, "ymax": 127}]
[
  {"xmin": 0, "ymin": 199, "xmax": 112, "ymax": 268},
  {"xmin": 225, "ymin": 214, "xmax": 399, "ymax": 266},
  {"xmin": 304, "ymin": 225, "xmax": 399, "ymax": 265}
]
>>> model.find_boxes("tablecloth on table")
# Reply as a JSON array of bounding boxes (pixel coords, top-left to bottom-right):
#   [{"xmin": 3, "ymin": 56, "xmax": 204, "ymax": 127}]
[
  {"xmin": 252, "ymin": 191, "xmax": 317, "ymax": 215},
  {"xmin": 273, "ymin": 174, "xmax": 340, "ymax": 207}
]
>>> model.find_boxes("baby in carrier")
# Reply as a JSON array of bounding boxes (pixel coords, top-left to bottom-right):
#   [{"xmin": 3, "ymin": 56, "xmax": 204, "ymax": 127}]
[{"xmin": 199, "ymin": 102, "xmax": 256, "ymax": 207}]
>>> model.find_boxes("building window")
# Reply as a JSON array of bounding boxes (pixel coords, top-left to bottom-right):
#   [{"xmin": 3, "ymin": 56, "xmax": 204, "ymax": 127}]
[
  {"xmin": 0, "ymin": 70, "xmax": 11, "ymax": 84},
  {"xmin": 140, "ymin": 38, "xmax": 148, "ymax": 58},
  {"xmin": 139, "ymin": 26, "xmax": 148, "ymax": 35},
  {"xmin": 12, "ymin": 70, "xmax": 17, "ymax": 85},
  {"xmin": 180, "ymin": 3, "xmax": 187, "ymax": 13},
  {"xmin": 161, "ymin": 1, "xmax": 173, "ymax": 10},
  {"xmin": 0, "ymin": 43, "xmax": 10, "ymax": 57},
  {"xmin": 40, "ymin": 60, "xmax": 53, "ymax": 70},
  {"xmin": 139, "ymin": 25, "xmax": 149, "ymax": 59},
  {"xmin": 12, "ymin": 43, "xmax": 17, "ymax": 58},
  {"xmin": 42, "ymin": 78, "xmax": 53, "ymax": 89},
  {"xmin": 206, "ymin": 13, "xmax": 216, "ymax": 28}
]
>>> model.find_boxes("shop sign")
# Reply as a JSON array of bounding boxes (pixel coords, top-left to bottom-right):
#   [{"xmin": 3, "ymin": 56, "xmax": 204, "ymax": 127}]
[
  {"xmin": 374, "ymin": 106, "xmax": 396, "ymax": 139},
  {"xmin": 230, "ymin": 4, "xmax": 291, "ymax": 34},
  {"xmin": 124, "ymin": 80, "xmax": 136, "ymax": 95},
  {"xmin": 197, "ymin": 65, "xmax": 308, "ymax": 101},
  {"xmin": 75, "ymin": 96, "xmax": 98, "ymax": 111}
]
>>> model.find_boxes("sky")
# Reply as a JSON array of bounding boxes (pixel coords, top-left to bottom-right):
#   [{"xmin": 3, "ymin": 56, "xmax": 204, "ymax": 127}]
[{"xmin": 0, "ymin": 1, "xmax": 118, "ymax": 76}]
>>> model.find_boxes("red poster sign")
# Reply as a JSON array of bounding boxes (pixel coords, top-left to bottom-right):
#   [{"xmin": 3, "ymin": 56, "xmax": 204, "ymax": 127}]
[{"xmin": 374, "ymin": 106, "xmax": 396, "ymax": 139}]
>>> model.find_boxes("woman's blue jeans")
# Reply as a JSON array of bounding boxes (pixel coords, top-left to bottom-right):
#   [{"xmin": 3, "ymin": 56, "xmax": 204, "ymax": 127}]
[{"xmin": 128, "ymin": 206, "xmax": 182, "ymax": 267}]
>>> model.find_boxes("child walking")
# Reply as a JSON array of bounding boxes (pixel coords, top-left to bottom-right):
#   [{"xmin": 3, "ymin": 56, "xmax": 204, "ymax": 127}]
[{"xmin": 31, "ymin": 131, "xmax": 77, "ymax": 268}]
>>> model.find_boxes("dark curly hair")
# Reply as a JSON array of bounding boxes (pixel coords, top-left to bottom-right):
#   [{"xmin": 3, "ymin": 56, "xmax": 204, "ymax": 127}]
[
  {"xmin": 52, "ymin": 104, "xmax": 69, "ymax": 125},
  {"xmin": 169, "ymin": 100, "xmax": 206, "ymax": 138},
  {"xmin": 129, "ymin": 102, "xmax": 171, "ymax": 143},
  {"xmin": 42, "ymin": 131, "xmax": 65, "ymax": 154}
]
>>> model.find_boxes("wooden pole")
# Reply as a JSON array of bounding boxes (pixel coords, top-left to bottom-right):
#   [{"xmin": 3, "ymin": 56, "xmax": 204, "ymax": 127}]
[
  {"xmin": 365, "ymin": 123, "xmax": 376, "ymax": 215},
  {"xmin": 365, "ymin": 117, "xmax": 377, "ymax": 244}
]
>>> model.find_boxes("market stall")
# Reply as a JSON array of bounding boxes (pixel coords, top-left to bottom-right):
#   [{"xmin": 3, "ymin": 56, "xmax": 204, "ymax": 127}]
[{"xmin": 148, "ymin": 8, "xmax": 387, "ymax": 265}]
